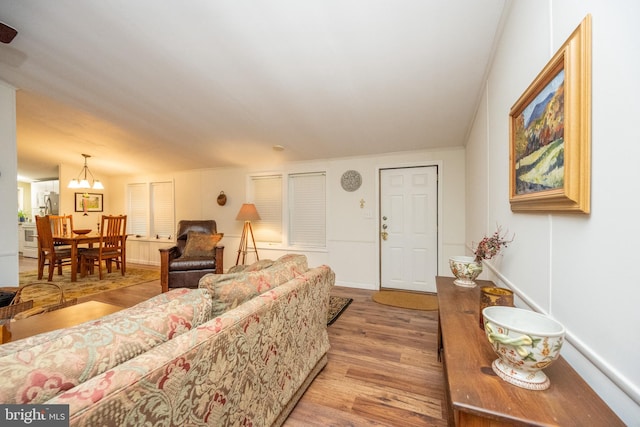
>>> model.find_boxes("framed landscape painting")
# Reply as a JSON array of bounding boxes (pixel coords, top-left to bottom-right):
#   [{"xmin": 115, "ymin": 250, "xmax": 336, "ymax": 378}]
[
  {"xmin": 75, "ymin": 192, "xmax": 103, "ymax": 213},
  {"xmin": 509, "ymin": 15, "xmax": 591, "ymax": 214}
]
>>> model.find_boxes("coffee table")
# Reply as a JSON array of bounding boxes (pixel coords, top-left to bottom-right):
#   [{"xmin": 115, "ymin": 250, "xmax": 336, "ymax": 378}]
[{"xmin": 4, "ymin": 300, "xmax": 123, "ymax": 343}]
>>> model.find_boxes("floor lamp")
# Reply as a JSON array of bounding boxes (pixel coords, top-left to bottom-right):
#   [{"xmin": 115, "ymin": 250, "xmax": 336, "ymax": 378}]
[{"xmin": 236, "ymin": 203, "xmax": 261, "ymax": 266}]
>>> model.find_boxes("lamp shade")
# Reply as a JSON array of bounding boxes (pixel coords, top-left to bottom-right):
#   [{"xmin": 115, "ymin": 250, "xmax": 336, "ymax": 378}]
[{"xmin": 236, "ymin": 203, "xmax": 261, "ymax": 221}]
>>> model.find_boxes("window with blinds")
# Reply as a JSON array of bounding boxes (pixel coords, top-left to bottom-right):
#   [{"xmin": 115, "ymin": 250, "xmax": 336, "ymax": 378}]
[
  {"xmin": 127, "ymin": 181, "xmax": 174, "ymax": 239},
  {"xmin": 127, "ymin": 183, "xmax": 148, "ymax": 236},
  {"xmin": 151, "ymin": 181, "xmax": 174, "ymax": 239},
  {"xmin": 288, "ymin": 172, "xmax": 326, "ymax": 247},
  {"xmin": 251, "ymin": 175, "xmax": 282, "ymax": 243}
]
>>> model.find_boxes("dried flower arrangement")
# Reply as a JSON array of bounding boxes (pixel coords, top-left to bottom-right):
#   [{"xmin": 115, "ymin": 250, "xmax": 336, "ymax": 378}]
[{"xmin": 473, "ymin": 227, "xmax": 514, "ymax": 263}]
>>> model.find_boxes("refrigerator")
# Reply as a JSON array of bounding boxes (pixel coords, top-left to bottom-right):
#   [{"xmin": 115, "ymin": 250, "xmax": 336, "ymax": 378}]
[{"xmin": 44, "ymin": 192, "xmax": 59, "ymax": 215}]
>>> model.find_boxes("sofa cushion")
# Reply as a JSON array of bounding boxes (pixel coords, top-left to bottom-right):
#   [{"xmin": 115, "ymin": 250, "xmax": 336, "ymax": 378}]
[
  {"xmin": 227, "ymin": 259, "xmax": 275, "ymax": 274},
  {"xmin": 207, "ymin": 278, "xmax": 260, "ymax": 317},
  {"xmin": 200, "ymin": 253, "xmax": 308, "ymax": 294},
  {"xmin": 182, "ymin": 231, "xmax": 223, "ymax": 258},
  {"xmin": 199, "ymin": 254, "xmax": 308, "ymax": 317},
  {"xmin": 0, "ymin": 288, "xmax": 212, "ymax": 404}
]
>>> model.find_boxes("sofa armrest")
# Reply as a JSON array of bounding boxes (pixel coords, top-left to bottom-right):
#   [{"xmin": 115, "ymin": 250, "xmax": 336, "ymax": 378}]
[{"xmin": 159, "ymin": 246, "xmax": 180, "ymax": 293}]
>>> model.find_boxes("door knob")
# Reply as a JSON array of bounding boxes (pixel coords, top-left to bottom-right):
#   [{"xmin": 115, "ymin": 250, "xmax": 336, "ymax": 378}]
[{"xmin": 381, "ymin": 223, "xmax": 388, "ymax": 240}]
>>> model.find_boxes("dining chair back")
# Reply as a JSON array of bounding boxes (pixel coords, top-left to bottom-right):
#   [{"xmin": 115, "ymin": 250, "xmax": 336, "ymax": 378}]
[
  {"xmin": 49, "ymin": 214, "xmax": 74, "ymax": 249},
  {"xmin": 49, "ymin": 214, "xmax": 73, "ymax": 237},
  {"xmin": 80, "ymin": 215, "xmax": 127, "ymax": 279},
  {"xmin": 35, "ymin": 215, "xmax": 73, "ymax": 281}
]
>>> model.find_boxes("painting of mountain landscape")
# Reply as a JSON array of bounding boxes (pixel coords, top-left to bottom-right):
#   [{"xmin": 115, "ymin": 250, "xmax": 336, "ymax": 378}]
[{"xmin": 513, "ymin": 69, "xmax": 565, "ymax": 194}]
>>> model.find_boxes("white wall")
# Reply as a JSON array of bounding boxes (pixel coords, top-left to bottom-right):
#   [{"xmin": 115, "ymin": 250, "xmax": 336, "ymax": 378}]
[
  {"xmin": 465, "ymin": 1, "xmax": 640, "ymax": 423},
  {"xmin": 109, "ymin": 147, "xmax": 466, "ymax": 288},
  {"xmin": 0, "ymin": 80, "xmax": 19, "ymax": 287}
]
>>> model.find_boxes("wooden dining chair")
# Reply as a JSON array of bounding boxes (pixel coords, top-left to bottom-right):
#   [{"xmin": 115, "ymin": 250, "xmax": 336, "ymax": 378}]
[
  {"xmin": 35, "ymin": 215, "xmax": 73, "ymax": 281},
  {"xmin": 49, "ymin": 214, "xmax": 74, "ymax": 250},
  {"xmin": 80, "ymin": 215, "xmax": 127, "ymax": 279}
]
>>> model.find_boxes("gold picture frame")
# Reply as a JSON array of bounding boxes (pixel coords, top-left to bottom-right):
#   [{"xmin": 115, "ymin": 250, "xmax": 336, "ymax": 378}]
[
  {"xmin": 509, "ymin": 15, "xmax": 591, "ymax": 213},
  {"xmin": 74, "ymin": 192, "xmax": 103, "ymax": 213}
]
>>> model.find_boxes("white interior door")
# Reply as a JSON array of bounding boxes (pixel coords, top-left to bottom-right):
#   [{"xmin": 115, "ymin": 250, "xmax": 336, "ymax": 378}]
[{"xmin": 380, "ymin": 166, "xmax": 438, "ymax": 293}]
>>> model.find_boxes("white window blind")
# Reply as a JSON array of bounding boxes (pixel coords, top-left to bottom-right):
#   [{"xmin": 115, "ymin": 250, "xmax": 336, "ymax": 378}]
[
  {"xmin": 289, "ymin": 172, "xmax": 326, "ymax": 247},
  {"xmin": 151, "ymin": 181, "xmax": 174, "ymax": 239},
  {"xmin": 251, "ymin": 175, "xmax": 282, "ymax": 243},
  {"xmin": 127, "ymin": 183, "xmax": 148, "ymax": 237}
]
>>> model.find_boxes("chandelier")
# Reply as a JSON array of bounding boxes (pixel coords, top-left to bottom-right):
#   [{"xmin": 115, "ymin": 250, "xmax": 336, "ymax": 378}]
[{"xmin": 67, "ymin": 154, "xmax": 104, "ymax": 190}]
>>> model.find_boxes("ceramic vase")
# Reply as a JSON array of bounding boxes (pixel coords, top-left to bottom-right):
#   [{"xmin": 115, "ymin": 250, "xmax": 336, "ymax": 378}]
[
  {"xmin": 448, "ymin": 256, "xmax": 483, "ymax": 287},
  {"xmin": 482, "ymin": 306, "xmax": 565, "ymax": 390}
]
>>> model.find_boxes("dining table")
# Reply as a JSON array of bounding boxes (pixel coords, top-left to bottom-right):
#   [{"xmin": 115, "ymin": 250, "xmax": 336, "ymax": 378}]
[{"xmin": 53, "ymin": 232, "xmax": 127, "ymax": 282}]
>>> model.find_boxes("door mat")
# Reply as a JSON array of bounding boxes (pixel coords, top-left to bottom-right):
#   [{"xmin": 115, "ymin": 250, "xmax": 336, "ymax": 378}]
[
  {"xmin": 327, "ymin": 296, "xmax": 353, "ymax": 325},
  {"xmin": 372, "ymin": 290, "xmax": 438, "ymax": 311}
]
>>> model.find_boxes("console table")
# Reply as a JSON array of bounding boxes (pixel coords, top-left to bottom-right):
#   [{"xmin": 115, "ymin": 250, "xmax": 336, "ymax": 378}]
[{"xmin": 436, "ymin": 276, "xmax": 624, "ymax": 426}]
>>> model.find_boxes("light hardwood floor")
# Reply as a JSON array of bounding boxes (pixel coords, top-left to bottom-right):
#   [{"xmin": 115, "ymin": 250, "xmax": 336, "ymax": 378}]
[{"xmin": 18, "ymin": 257, "xmax": 449, "ymax": 426}]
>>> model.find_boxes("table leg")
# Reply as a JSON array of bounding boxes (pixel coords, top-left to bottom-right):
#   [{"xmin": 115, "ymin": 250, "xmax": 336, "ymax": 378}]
[{"xmin": 70, "ymin": 242, "xmax": 78, "ymax": 282}]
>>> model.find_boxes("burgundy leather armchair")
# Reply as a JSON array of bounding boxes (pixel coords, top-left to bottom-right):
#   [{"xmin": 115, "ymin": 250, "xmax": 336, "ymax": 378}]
[{"xmin": 159, "ymin": 220, "xmax": 224, "ymax": 293}]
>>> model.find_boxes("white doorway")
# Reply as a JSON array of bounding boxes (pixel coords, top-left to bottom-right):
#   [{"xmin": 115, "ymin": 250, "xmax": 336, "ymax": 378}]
[{"xmin": 379, "ymin": 166, "xmax": 438, "ymax": 293}]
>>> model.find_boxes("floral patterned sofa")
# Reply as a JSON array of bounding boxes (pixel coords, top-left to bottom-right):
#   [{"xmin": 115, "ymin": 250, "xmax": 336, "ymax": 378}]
[{"xmin": 0, "ymin": 254, "xmax": 334, "ymax": 426}]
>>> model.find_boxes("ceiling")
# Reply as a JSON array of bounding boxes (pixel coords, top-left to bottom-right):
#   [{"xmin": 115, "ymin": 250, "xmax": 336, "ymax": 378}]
[{"xmin": 0, "ymin": 1, "xmax": 507, "ymax": 181}]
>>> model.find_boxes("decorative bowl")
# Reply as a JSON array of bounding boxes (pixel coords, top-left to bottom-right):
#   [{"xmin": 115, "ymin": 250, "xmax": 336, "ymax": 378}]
[
  {"xmin": 448, "ymin": 256, "xmax": 483, "ymax": 287},
  {"xmin": 73, "ymin": 229, "xmax": 91, "ymax": 235},
  {"xmin": 482, "ymin": 306, "xmax": 565, "ymax": 390}
]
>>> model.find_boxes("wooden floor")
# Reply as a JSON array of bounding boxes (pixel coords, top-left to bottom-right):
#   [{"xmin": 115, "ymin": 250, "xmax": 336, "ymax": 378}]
[{"xmin": 18, "ymin": 257, "xmax": 449, "ymax": 426}]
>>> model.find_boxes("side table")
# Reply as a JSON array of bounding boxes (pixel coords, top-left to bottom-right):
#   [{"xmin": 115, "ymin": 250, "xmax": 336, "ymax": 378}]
[{"xmin": 436, "ymin": 276, "xmax": 623, "ymax": 426}]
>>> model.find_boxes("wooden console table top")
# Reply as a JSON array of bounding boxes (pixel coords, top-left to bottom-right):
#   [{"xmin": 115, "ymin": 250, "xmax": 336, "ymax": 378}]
[
  {"xmin": 436, "ymin": 276, "xmax": 624, "ymax": 426},
  {"xmin": 5, "ymin": 300, "xmax": 123, "ymax": 343}
]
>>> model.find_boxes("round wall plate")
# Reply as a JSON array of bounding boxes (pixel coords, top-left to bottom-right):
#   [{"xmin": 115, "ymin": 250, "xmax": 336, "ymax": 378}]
[{"xmin": 341, "ymin": 170, "xmax": 362, "ymax": 192}]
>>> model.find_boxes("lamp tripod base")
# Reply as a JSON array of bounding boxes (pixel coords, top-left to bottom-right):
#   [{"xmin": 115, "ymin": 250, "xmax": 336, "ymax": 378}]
[{"xmin": 236, "ymin": 221, "xmax": 259, "ymax": 266}]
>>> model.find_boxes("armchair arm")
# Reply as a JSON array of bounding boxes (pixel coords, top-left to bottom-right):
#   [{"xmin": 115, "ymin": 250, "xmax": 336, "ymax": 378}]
[
  {"xmin": 159, "ymin": 246, "xmax": 180, "ymax": 293},
  {"xmin": 215, "ymin": 245, "xmax": 224, "ymax": 274},
  {"xmin": 159, "ymin": 245, "xmax": 224, "ymax": 293}
]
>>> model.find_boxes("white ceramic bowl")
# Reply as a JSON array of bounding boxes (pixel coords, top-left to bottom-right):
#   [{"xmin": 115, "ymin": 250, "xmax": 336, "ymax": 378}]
[
  {"xmin": 448, "ymin": 256, "xmax": 483, "ymax": 287},
  {"xmin": 482, "ymin": 306, "xmax": 565, "ymax": 390}
]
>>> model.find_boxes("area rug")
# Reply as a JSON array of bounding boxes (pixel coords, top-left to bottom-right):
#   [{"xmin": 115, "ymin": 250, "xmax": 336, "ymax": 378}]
[
  {"xmin": 372, "ymin": 290, "xmax": 438, "ymax": 311},
  {"xmin": 327, "ymin": 296, "xmax": 353, "ymax": 325},
  {"xmin": 3, "ymin": 267, "xmax": 160, "ymax": 308}
]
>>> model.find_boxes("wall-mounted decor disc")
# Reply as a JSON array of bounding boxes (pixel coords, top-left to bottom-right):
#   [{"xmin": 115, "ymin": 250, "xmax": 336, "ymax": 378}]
[{"xmin": 341, "ymin": 170, "xmax": 362, "ymax": 192}]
